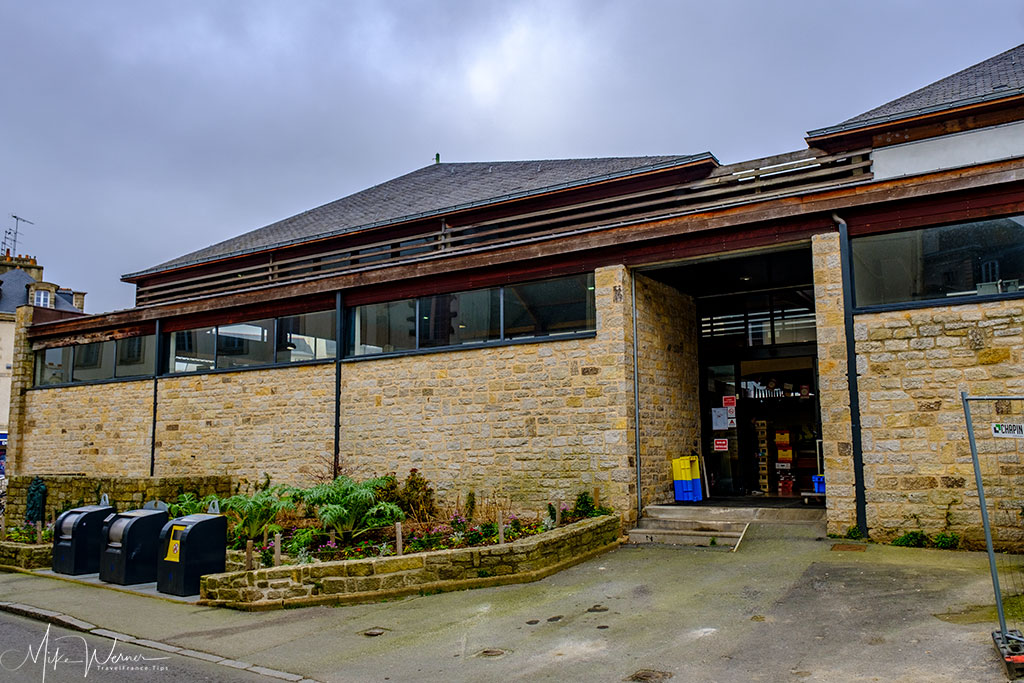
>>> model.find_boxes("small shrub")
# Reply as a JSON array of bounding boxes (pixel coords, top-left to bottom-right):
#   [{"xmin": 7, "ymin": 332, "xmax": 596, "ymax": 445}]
[
  {"xmin": 285, "ymin": 527, "xmax": 318, "ymax": 555},
  {"xmin": 572, "ymin": 492, "xmax": 596, "ymax": 518},
  {"xmin": 892, "ymin": 530, "xmax": 928, "ymax": 548},
  {"xmin": 844, "ymin": 526, "xmax": 864, "ymax": 540},
  {"xmin": 398, "ymin": 469, "xmax": 437, "ymax": 521},
  {"xmin": 931, "ymin": 532, "xmax": 961, "ymax": 550}
]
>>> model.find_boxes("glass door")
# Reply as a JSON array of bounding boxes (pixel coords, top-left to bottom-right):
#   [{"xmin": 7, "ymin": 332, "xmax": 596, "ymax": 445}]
[{"xmin": 703, "ymin": 363, "xmax": 740, "ymax": 496}]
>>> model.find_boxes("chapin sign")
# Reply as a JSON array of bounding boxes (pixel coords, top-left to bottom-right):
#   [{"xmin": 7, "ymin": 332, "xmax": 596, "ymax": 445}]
[{"xmin": 992, "ymin": 423, "xmax": 1024, "ymax": 438}]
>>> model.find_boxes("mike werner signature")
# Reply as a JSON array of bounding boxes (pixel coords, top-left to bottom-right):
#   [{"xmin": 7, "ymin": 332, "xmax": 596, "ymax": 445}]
[{"xmin": 0, "ymin": 624, "xmax": 171, "ymax": 680}]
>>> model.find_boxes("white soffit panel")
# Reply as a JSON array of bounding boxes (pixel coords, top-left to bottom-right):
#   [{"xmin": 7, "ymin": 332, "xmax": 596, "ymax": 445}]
[{"xmin": 871, "ymin": 120, "xmax": 1024, "ymax": 181}]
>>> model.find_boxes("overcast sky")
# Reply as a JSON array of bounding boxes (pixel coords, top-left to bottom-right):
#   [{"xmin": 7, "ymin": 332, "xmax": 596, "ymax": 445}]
[{"xmin": 2, "ymin": 1, "xmax": 1023, "ymax": 314}]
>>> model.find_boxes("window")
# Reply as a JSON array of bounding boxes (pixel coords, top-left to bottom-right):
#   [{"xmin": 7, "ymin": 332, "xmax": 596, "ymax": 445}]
[
  {"xmin": 169, "ymin": 327, "xmax": 216, "ymax": 373},
  {"xmin": 852, "ymin": 215, "xmax": 1024, "ymax": 307},
  {"xmin": 348, "ymin": 273, "xmax": 596, "ymax": 357},
  {"xmin": 349, "ymin": 300, "xmax": 416, "ymax": 356},
  {"xmin": 33, "ymin": 290, "xmax": 51, "ymax": 308},
  {"xmin": 116, "ymin": 335, "xmax": 156, "ymax": 377},
  {"xmin": 216, "ymin": 318, "xmax": 274, "ymax": 369},
  {"xmin": 503, "ymin": 273, "xmax": 595, "ymax": 339},
  {"xmin": 699, "ymin": 288, "xmax": 816, "ymax": 348},
  {"xmin": 276, "ymin": 310, "xmax": 337, "ymax": 363},
  {"xmin": 35, "ymin": 347, "xmax": 72, "ymax": 385},
  {"xmin": 72, "ymin": 341, "xmax": 115, "ymax": 382},
  {"xmin": 419, "ymin": 288, "xmax": 500, "ymax": 348}
]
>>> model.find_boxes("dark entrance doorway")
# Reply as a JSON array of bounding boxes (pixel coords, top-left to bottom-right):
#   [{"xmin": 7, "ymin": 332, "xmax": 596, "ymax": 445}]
[{"xmin": 641, "ymin": 246, "xmax": 823, "ymax": 502}]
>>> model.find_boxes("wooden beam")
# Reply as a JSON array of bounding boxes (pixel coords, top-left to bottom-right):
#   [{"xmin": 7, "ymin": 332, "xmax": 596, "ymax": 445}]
[{"xmin": 28, "ymin": 157, "xmax": 1024, "ymax": 341}]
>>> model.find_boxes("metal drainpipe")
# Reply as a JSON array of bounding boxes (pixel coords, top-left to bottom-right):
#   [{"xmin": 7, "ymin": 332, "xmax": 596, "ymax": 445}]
[
  {"xmin": 631, "ymin": 272, "xmax": 643, "ymax": 521},
  {"xmin": 150, "ymin": 319, "xmax": 162, "ymax": 477},
  {"xmin": 833, "ymin": 213, "xmax": 868, "ymax": 536},
  {"xmin": 333, "ymin": 291, "xmax": 343, "ymax": 480}
]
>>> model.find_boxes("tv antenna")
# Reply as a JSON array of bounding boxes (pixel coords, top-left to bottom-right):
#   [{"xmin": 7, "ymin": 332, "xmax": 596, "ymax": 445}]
[{"xmin": 4, "ymin": 215, "xmax": 34, "ymax": 255}]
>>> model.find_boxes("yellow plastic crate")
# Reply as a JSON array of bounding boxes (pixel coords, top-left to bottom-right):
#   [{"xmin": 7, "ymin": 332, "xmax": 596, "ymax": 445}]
[{"xmin": 672, "ymin": 455, "xmax": 701, "ymax": 482}]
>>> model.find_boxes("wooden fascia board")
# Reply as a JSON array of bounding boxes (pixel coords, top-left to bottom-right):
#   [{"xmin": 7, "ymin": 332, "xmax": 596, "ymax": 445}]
[
  {"xmin": 121, "ymin": 157, "xmax": 718, "ymax": 286},
  {"xmin": 31, "ymin": 157, "xmax": 1024, "ymax": 341},
  {"xmin": 806, "ymin": 94, "xmax": 1024, "ymax": 152}
]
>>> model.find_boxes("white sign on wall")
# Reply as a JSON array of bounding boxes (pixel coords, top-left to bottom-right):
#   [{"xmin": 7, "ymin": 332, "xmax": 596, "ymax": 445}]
[{"xmin": 992, "ymin": 423, "xmax": 1024, "ymax": 439}]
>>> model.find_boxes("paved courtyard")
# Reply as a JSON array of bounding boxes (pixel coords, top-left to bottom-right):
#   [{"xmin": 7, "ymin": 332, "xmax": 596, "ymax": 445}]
[{"xmin": 0, "ymin": 523, "xmax": 1011, "ymax": 682}]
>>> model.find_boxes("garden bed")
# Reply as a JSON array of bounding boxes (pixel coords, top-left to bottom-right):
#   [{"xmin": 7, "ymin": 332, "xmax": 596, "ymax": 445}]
[{"xmin": 200, "ymin": 514, "xmax": 621, "ymax": 610}]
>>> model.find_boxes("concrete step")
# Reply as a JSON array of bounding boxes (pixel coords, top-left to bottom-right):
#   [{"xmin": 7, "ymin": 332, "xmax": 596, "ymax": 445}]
[
  {"xmin": 627, "ymin": 525, "xmax": 747, "ymax": 550},
  {"xmin": 643, "ymin": 504, "xmax": 825, "ymax": 524},
  {"xmin": 633, "ymin": 518, "xmax": 749, "ymax": 534}
]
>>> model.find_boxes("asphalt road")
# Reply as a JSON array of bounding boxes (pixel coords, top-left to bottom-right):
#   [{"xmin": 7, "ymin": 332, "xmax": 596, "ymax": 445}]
[{"xmin": 0, "ymin": 611, "xmax": 275, "ymax": 683}]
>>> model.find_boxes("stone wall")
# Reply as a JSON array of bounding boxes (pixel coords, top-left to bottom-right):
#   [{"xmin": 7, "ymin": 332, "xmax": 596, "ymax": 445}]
[
  {"xmin": 812, "ymin": 232, "xmax": 858, "ymax": 535},
  {"xmin": 337, "ymin": 265, "xmax": 638, "ymax": 521},
  {"xmin": 155, "ymin": 363, "xmax": 335, "ymax": 484},
  {"xmin": 17, "ymin": 380, "xmax": 153, "ymax": 476},
  {"xmin": 0, "ymin": 541, "xmax": 51, "ymax": 569},
  {"xmin": 634, "ymin": 274, "xmax": 700, "ymax": 507},
  {"xmin": 855, "ymin": 299, "xmax": 1024, "ymax": 548},
  {"xmin": 201, "ymin": 514, "xmax": 621, "ymax": 610},
  {"xmin": 10, "ymin": 266, "xmax": 641, "ymax": 524},
  {"xmin": 3, "ymin": 474, "xmax": 235, "ymax": 527}
]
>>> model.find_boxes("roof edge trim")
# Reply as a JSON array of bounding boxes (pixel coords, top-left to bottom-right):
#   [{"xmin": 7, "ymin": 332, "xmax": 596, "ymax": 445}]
[
  {"xmin": 122, "ymin": 152, "xmax": 718, "ymax": 282},
  {"xmin": 806, "ymin": 89, "xmax": 1024, "ymax": 140}
]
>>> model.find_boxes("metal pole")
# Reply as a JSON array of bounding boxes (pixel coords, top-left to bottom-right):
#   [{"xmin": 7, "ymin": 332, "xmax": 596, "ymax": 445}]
[{"xmin": 961, "ymin": 390, "xmax": 1009, "ymax": 640}]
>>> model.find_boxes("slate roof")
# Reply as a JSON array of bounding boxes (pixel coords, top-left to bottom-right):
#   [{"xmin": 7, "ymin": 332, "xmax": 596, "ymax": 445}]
[
  {"xmin": 125, "ymin": 154, "xmax": 711, "ymax": 279},
  {"xmin": 808, "ymin": 43, "xmax": 1024, "ymax": 138},
  {"xmin": 0, "ymin": 269, "xmax": 80, "ymax": 314}
]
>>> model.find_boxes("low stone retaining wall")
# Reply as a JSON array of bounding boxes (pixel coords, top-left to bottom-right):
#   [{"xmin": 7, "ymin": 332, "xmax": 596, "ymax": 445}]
[
  {"xmin": 0, "ymin": 541, "xmax": 51, "ymax": 569},
  {"xmin": 3, "ymin": 475, "xmax": 236, "ymax": 527},
  {"xmin": 201, "ymin": 515, "xmax": 621, "ymax": 610}
]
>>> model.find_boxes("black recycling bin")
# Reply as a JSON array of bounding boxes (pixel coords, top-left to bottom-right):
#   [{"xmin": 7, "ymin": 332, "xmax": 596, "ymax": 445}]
[
  {"xmin": 157, "ymin": 513, "xmax": 227, "ymax": 596},
  {"xmin": 99, "ymin": 508, "xmax": 169, "ymax": 585},
  {"xmin": 52, "ymin": 503, "xmax": 115, "ymax": 575}
]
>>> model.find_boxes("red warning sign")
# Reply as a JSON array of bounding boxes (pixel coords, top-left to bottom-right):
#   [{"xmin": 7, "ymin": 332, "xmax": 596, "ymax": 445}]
[
  {"xmin": 713, "ymin": 438, "xmax": 729, "ymax": 451},
  {"xmin": 722, "ymin": 396, "xmax": 737, "ymax": 408}
]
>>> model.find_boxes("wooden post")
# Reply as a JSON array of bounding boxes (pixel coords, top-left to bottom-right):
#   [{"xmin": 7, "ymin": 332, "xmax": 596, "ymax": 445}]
[
  {"xmin": 245, "ymin": 540, "xmax": 254, "ymax": 571},
  {"xmin": 35, "ymin": 521, "xmax": 42, "ymax": 544},
  {"xmin": 0, "ymin": 515, "xmax": 5, "ymax": 542},
  {"xmin": 497, "ymin": 520, "xmax": 505, "ymax": 545},
  {"xmin": 329, "ymin": 529, "xmax": 336, "ymax": 545},
  {"xmin": 593, "ymin": 487, "xmax": 601, "ymax": 509},
  {"xmin": 555, "ymin": 501, "xmax": 562, "ymax": 526},
  {"xmin": 273, "ymin": 532, "xmax": 282, "ymax": 567},
  {"xmin": 395, "ymin": 522, "xmax": 403, "ymax": 556}
]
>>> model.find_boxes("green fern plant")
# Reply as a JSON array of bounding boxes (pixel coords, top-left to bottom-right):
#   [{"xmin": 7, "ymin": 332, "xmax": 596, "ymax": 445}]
[
  {"xmin": 220, "ymin": 487, "xmax": 294, "ymax": 541},
  {"xmin": 295, "ymin": 476, "xmax": 404, "ymax": 542}
]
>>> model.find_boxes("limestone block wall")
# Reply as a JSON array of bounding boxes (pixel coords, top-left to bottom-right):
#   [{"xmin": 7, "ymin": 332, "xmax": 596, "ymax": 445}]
[
  {"xmin": 0, "ymin": 541, "xmax": 51, "ymax": 569},
  {"xmin": 155, "ymin": 363, "xmax": 335, "ymax": 485},
  {"xmin": 813, "ymin": 232, "xmax": 857, "ymax": 535},
  {"xmin": 338, "ymin": 265, "xmax": 638, "ymax": 521},
  {"xmin": 17, "ymin": 380, "xmax": 153, "ymax": 476},
  {"xmin": 201, "ymin": 515, "xmax": 621, "ymax": 609},
  {"xmin": 10, "ymin": 266, "xmax": 642, "ymax": 523},
  {"xmin": 855, "ymin": 299, "xmax": 1024, "ymax": 548},
  {"xmin": 633, "ymin": 274, "xmax": 700, "ymax": 507},
  {"xmin": 3, "ymin": 474, "xmax": 235, "ymax": 527}
]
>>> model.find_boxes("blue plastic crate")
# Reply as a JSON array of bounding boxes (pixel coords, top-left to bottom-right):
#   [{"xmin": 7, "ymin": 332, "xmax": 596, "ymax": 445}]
[
  {"xmin": 674, "ymin": 478, "xmax": 703, "ymax": 502},
  {"xmin": 812, "ymin": 475, "xmax": 825, "ymax": 494}
]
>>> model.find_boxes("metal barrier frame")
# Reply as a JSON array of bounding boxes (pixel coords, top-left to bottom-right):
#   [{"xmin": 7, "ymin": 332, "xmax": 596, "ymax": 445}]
[{"xmin": 960, "ymin": 391, "xmax": 1024, "ymax": 645}]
